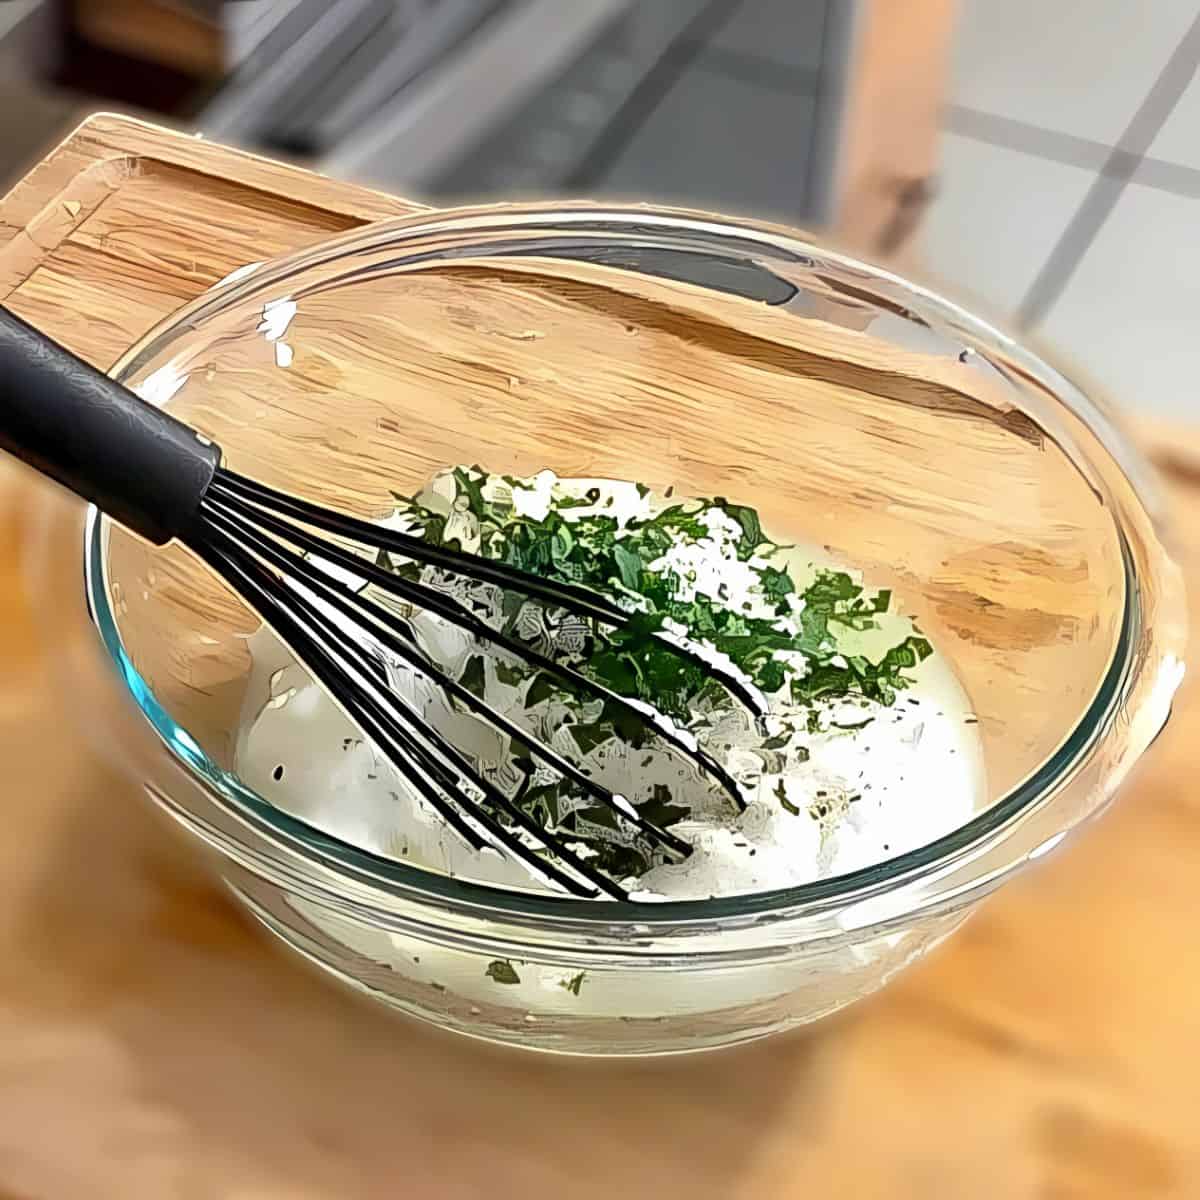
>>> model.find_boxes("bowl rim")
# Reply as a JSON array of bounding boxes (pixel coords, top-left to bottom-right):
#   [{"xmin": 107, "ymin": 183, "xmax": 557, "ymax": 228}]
[{"xmin": 85, "ymin": 199, "xmax": 1176, "ymax": 930}]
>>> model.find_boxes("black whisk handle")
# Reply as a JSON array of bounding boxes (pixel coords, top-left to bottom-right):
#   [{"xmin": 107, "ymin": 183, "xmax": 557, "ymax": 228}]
[{"xmin": 0, "ymin": 306, "xmax": 221, "ymax": 545}]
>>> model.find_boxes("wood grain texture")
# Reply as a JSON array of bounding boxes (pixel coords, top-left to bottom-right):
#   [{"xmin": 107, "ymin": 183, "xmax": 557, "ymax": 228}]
[
  {"xmin": 109, "ymin": 250, "xmax": 1119, "ymax": 793},
  {"xmin": 0, "ymin": 115, "xmax": 1195, "ymax": 1198},
  {"xmin": 73, "ymin": 217, "xmax": 1124, "ymax": 808},
  {"xmin": 0, "ymin": 112, "xmax": 421, "ymax": 351}
]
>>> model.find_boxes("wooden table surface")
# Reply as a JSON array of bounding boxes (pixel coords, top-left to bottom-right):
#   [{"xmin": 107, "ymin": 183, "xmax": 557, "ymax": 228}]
[{"xmin": 0, "ymin": 114, "xmax": 1197, "ymax": 1200}]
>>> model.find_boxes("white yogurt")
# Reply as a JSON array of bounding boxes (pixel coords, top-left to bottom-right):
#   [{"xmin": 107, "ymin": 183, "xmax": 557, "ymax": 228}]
[
  {"xmin": 239, "ymin": 631, "xmax": 983, "ymax": 897},
  {"xmin": 233, "ymin": 472, "xmax": 986, "ymax": 1014},
  {"xmin": 236, "ymin": 472, "xmax": 985, "ymax": 898}
]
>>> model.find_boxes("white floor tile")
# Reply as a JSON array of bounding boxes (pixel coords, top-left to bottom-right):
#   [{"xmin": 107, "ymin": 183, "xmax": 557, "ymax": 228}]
[
  {"xmin": 1146, "ymin": 69, "xmax": 1200, "ymax": 167},
  {"xmin": 1035, "ymin": 182, "xmax": 1200, "ymax": 420},
  {"xmin": 951, "ymin": 0, "xmax": 1198, "ymax": 144},
  {"xmin": 918, "ymin": 133, "xmax": 1095, "ymax": 321}
]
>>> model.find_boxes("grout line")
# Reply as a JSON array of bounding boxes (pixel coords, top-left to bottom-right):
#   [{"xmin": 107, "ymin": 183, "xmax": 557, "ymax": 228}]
[
  {"xmin": 1013, "ymin": 174, "xmax": 1128, "ymax": 330},
  {"xmin": 682, "ymin": 39, "xmax": 821, "ymax": 97},
  {"xmin": 947, "ymin": 103, "xmax": 1200, "ymax": 203},
  {"xmin": 1134, "ymin": 154, "xmax": 1200, "ymax": 199},
  {"xmin": 566, "ymin": 0, "xmax": 746, "ymax": 189},
  {"xmin": 945, "ymin": 103, "xmax": 1200, "ymax": 204},
  {"xmin": 945, "ymin": 106, "xmax": 1127, "ymax": 174},
  {"xmin": 1015, "ymin": 7, "xmax": 1200, "ymax": 329}
]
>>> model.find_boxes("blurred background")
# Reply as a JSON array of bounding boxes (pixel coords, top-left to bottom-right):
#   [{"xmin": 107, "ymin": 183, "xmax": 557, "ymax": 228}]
[{"xmin": 3, "ymin": 0, "xmax": 1197, "ymax": 420}]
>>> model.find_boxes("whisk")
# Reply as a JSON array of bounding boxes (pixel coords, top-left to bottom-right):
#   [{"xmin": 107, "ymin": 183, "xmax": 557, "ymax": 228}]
[{"xmin": 0, "ymin": 307, "xmax": 764, "ymax": 899}]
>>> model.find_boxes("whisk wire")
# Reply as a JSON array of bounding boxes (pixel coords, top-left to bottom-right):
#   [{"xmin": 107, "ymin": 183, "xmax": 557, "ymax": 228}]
[
  {"xmin": 203, "ymin": 493, "xmax": 693, "ymax": 860},
  {"xmin": 213, "ymin": 470, "xmax": 768, "ymax": 718},
  {"xmin": 0, "ymin": 306, "xmax": 764, "ymax": 900},
  {"xmin": 208, "ymin": 473, "xmax": 749, "ymax": 809},
  {"xmin": 197, "ymin": 515, "xmax": 623, "ymax": 898}
]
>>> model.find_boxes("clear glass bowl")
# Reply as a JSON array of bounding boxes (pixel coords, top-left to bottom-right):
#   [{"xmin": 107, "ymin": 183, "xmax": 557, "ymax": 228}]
[{"xmin": 29, "ymin": 203, "xmax": 1185, "ymax": 1055}]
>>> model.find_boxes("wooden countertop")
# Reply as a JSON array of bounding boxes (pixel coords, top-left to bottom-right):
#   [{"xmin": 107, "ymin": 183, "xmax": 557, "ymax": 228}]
[{"xmin": 0, "ymin": 114, "xmax": 1197, "ymax": 1200}]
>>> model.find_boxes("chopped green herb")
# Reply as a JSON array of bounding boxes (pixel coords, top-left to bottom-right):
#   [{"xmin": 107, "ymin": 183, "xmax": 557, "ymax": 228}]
[
  {"xmin": 567, "ymin": 722, "xmax": 614, "ymax": 756},
  {"xmin": 637, "ymin": 784, "xmax": 690, "ymax": 829},
  {"xmin": 831, "ymin": 716, "xmax": 875, "ymax": 731},
  {"xmin": 459, "ymin": 654, "xmax": 487, "ymax": 697},
  {"xmin": 485, "ymin": 960, "xmax": 521, "ymax": 985},
  {"xmin": 494, "ymin": 658, "xmax": 526, "ymax": 686},
  {"xmin": 775, "ymin": 779, "xmax": 801, "ymax": 817},
  {"xmin": 378, "ymin": 468, "xmax": 936, "ymax": 877},
  {"xmin": 524, "ymin": 672, "xmax": 560, "ymax": 707},
  {"xmin": 559, "ymin": 971, "xmax": 587, "ymax": 996},
  {"xmin": 719, "ymin": 501, "xmax": 763, "ymax": 556},
  {"xmin": 612, "ymin": 543, "xmax": 642, "ymax": 590}
]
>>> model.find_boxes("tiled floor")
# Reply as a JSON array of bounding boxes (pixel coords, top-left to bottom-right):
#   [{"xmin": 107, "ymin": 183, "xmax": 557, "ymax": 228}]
[
  {"xmin": 920, "ymin": 133, "xmax": 1096, "ymax": 320},
  {"xmin": 949, "ymin": 0, "xmax": 1199, "ymax": 145},
  {"xmin": 1148, "ymin": 69, "xmax": 1200, "ymax": 168},
  {"xmin": 1039, "ymin": 182, "xmax": 1200, "ymax": 419},
  {"xmin": 923, "ymin": 0, "xmax": 1200, "ymax": 420}
]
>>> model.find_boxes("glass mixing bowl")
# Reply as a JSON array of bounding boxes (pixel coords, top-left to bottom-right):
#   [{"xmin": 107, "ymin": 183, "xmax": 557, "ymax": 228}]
[{"xmin": 29, "ymin": 203, "xmax": 1185, "ymax": 1054}]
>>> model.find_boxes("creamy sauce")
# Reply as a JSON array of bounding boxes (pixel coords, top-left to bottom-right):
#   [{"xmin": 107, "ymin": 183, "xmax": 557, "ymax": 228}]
[{"xmin": 235, "ymin": 472, "xmax": 986, "ymax": 902}]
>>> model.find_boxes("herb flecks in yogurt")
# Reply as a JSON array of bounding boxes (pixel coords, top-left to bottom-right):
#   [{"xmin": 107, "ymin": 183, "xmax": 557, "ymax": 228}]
[
  {"xmin": 560, "ymin": 971, "xmax": 587, "ymax": 996},
  {"xmin": 238, "ymin": 468, "xmax": 985, "ymax": 901},
  {"xmin": 485, "ymin": 959, "xmax": 522, "ymax": 985},
  {"xmin": 370, "ymin": 468, "xmax": 932, "ymax": 879}
]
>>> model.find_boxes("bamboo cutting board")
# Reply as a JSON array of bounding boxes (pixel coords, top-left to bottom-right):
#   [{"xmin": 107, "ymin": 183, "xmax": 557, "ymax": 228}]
[{"xmin": 0, "ymin": 114, "xmax": 1197, "ymax": 1199}]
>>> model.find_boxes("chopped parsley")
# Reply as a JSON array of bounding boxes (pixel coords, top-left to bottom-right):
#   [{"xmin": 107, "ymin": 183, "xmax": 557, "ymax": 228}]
[
  {"xmin": 485, "ymin": 959, "xmax": 521, "ymax": 985},
  {"xmin": 382, "ymin": 468, "xmax": 933, "ymax": 879},
  {"xmin": 559, "ymin": 971, "xmax": 587, "ymax": 996},
  {"xmin": 774, "ymin": 779, "xmax": 801, "ymax": 817}
]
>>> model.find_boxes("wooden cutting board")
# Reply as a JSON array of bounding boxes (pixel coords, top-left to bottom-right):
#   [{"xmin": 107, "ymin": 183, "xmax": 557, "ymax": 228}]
[{"xmin": 0, "ymin": 113, "xmax": 1197, "ymax": 1200}]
